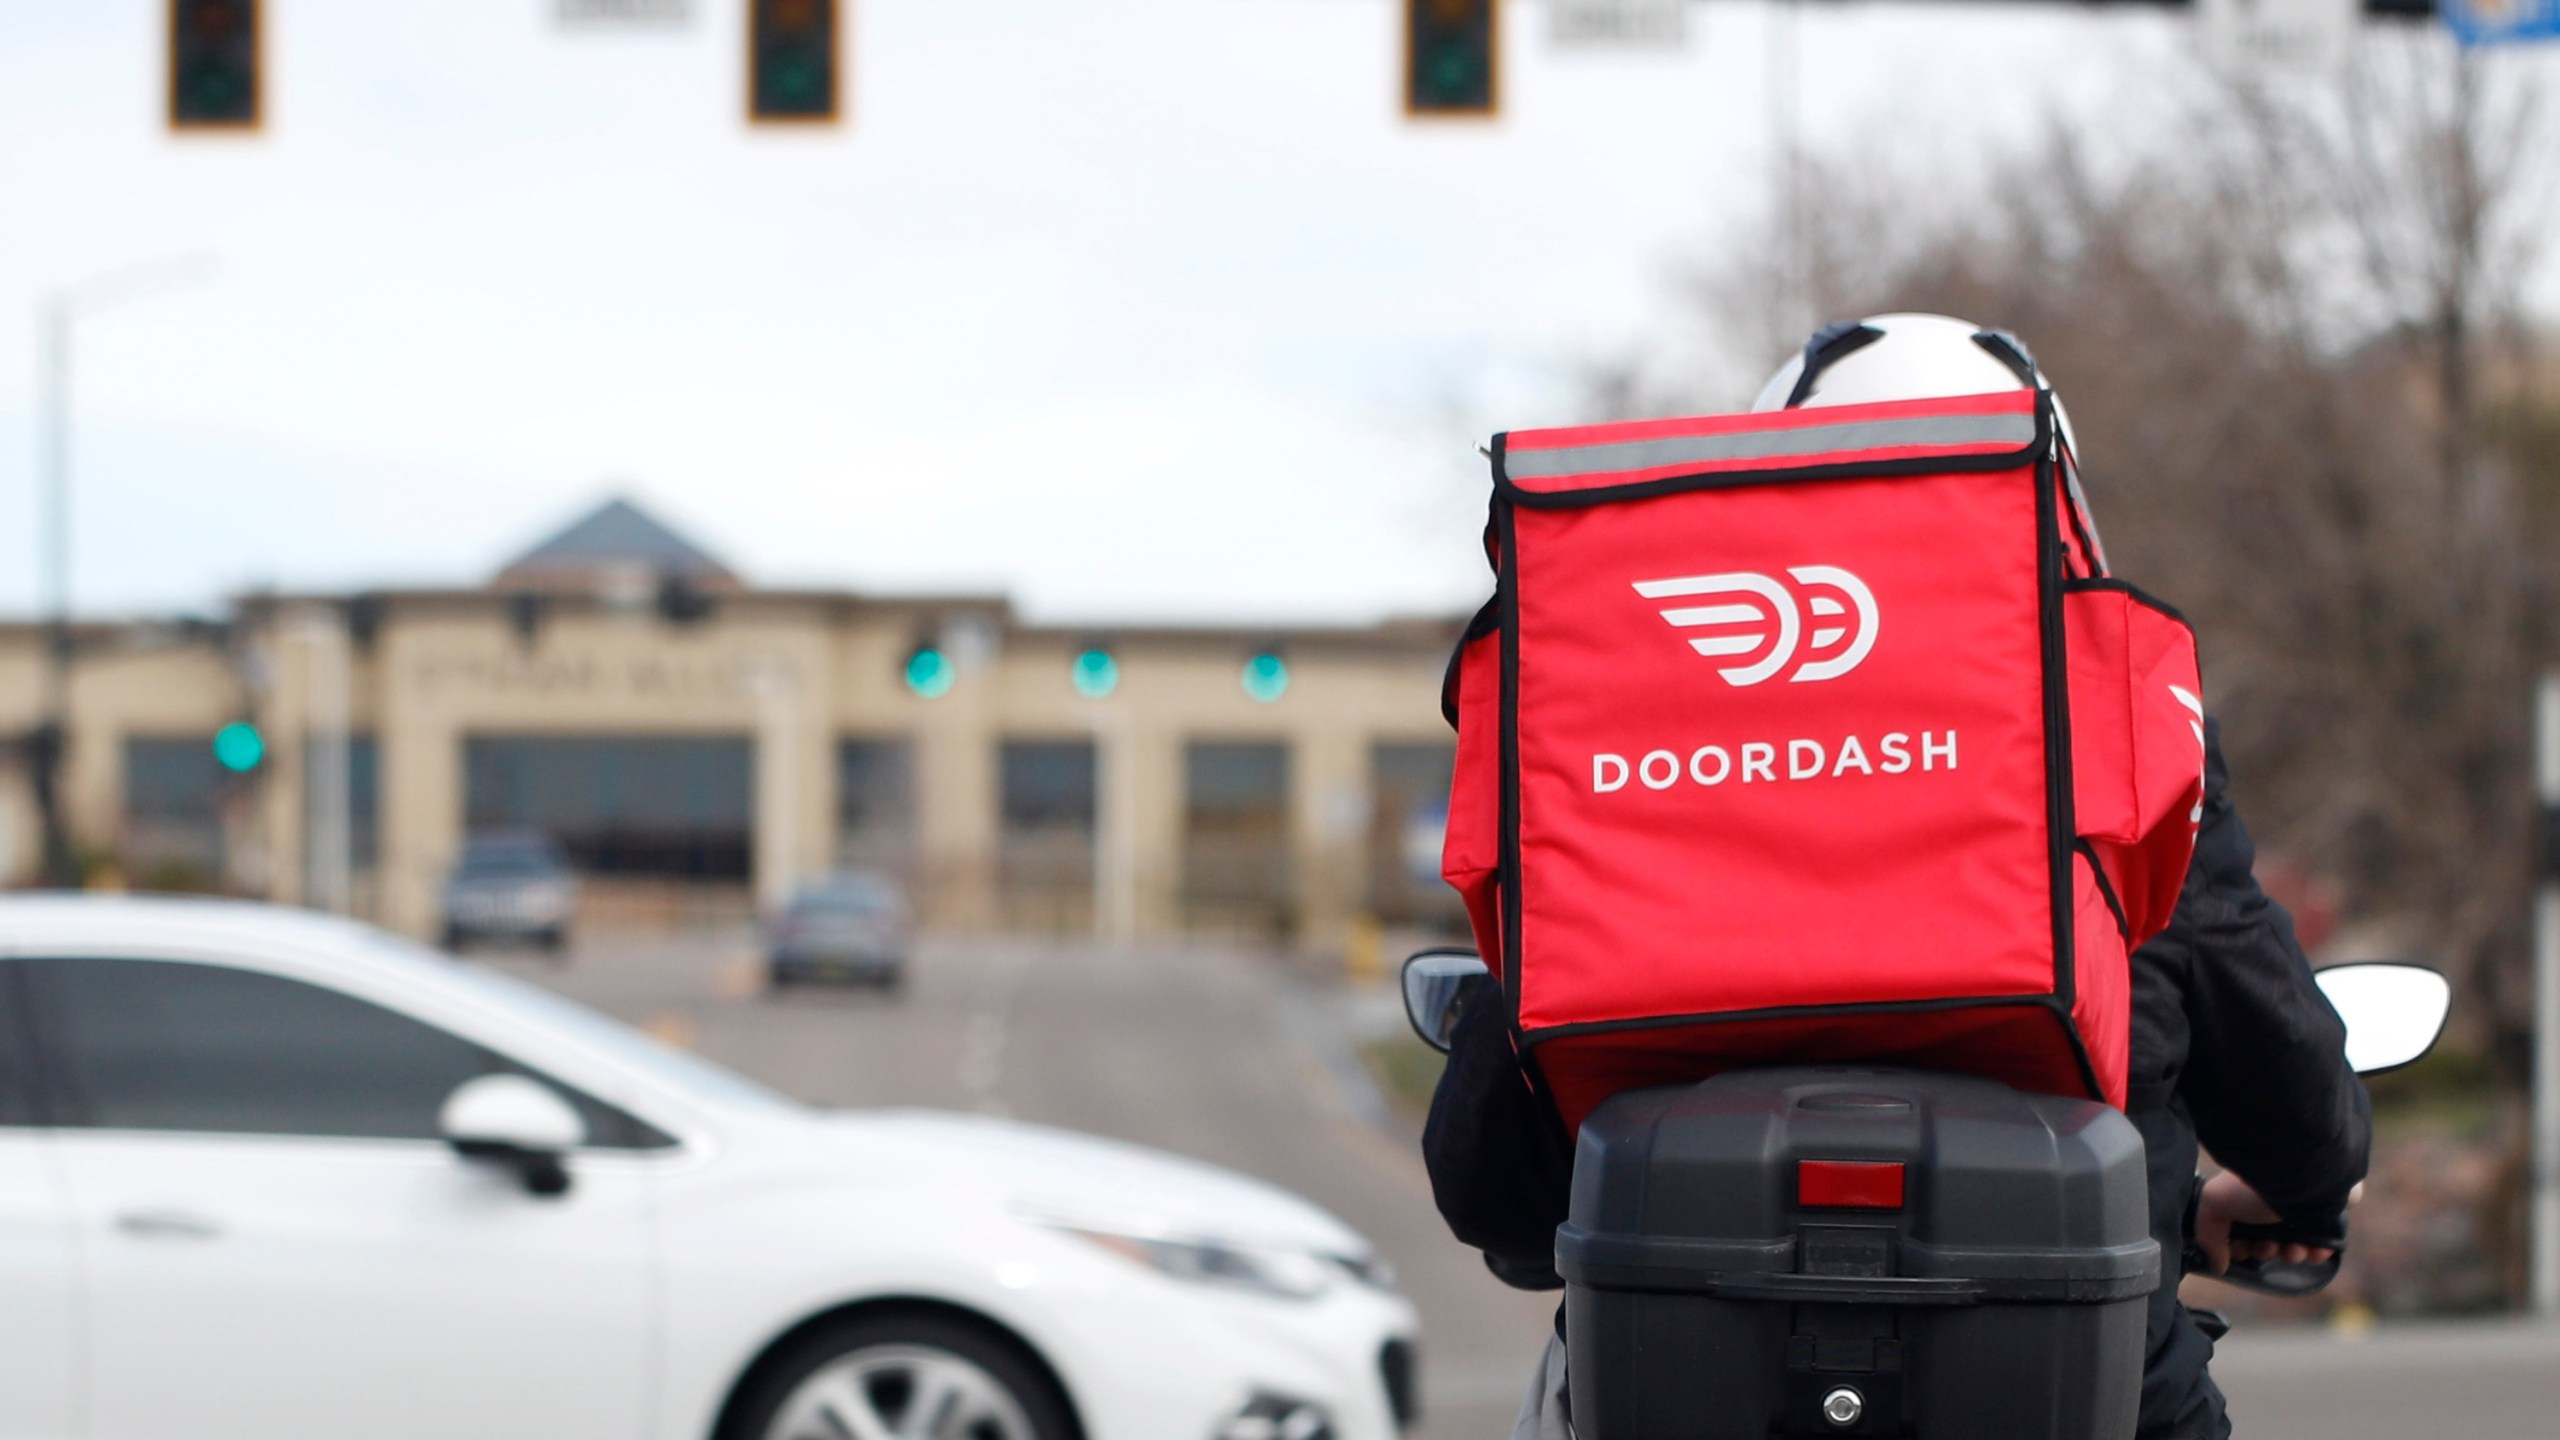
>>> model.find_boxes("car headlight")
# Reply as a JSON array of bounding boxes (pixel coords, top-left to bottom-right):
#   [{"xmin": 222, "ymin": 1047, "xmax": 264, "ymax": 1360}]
[{"xmin": 1043, "ymin": 1222, "xmax": 1338, "ymax": 1301}]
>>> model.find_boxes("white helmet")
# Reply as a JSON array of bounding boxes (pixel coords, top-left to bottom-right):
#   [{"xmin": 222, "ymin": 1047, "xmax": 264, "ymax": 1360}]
[
  {"xmin": 1752, "ymin": 311, "xmax": 2101, "ymax": 569},
  {"xmin": 1750, "ymin": 311, "xmax": 2079, "ymax": 461}
]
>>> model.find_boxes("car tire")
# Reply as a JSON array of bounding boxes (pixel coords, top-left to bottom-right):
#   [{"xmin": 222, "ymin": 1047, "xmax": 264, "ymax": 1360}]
[
  {"xmin": 720, "ymin": 1310, "xmax": 1077, "ymax": 1440},
  {"xmin": 441, "ymin": 924, "xmax": 466, "ymax": 952},
  {"xmin": 541, "ymin": 928, "xmax": 569, "ymax": 960}
]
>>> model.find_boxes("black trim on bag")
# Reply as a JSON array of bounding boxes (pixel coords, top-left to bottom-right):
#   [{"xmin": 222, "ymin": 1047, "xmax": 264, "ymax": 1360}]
[
  {"xmin": 2052, "ymin": 994, "xmax": 2107, "ymax": 1101},
  {"xmin": 2075, "ymin": 840, "xmax": 2133, "ymax": 943},
  {"xmin": 1515, "ymin": 994, "xmax": 2099, "ymax": 1101},
  {"xmin": 1439, "ymin": 594, "xmax": 1501, "ymax": 730},
  {"xmin": 2059, "ymin": 575, "xmax": 2193, "ymax": 626},
  {"xmin": 2033, "ymin": 390, "xmax": 2095, "ymax": 1101},
  {"xmin": 1495, "ymin": 495, "xmax": 1525, "ymax": 1019},
  {"xmin": 1518, "ymin": 994, "xmax": 2110, "ymax": 1105},
  {"xmin": 1519, "ymin": 991, "xmax": 2071, "ymax": 1044}
]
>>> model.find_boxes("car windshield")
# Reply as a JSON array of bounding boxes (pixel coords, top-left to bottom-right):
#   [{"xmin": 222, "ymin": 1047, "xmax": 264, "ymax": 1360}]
[
  {"xmin": 457, "ymin": 840, "xmax": 560, "ymax": 878},
  {"xmin": 353, "ymin": 931, "xmax": 802, "ymax": 1116},
  {"xmin": 796, "ymin": 877, "xmax": 899, "ymax": 914}
]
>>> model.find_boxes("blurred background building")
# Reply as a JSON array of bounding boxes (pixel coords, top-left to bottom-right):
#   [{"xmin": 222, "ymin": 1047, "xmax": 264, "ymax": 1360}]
[{"xmin": 0, "ymin": 497, "xmax": 1468, "ymax": 950}]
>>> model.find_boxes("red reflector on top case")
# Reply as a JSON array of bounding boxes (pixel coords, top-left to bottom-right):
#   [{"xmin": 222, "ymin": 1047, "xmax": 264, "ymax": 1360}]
[{"xmin": 1798, "ymin": 1160, "xmax": 1905, "ymax": 1209}]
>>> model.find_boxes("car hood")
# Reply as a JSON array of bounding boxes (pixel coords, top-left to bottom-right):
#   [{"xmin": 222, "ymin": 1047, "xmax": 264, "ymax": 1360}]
[{"xmin": 816, "ymin": 1108, "xmax": 1371, "ymax": 1257}]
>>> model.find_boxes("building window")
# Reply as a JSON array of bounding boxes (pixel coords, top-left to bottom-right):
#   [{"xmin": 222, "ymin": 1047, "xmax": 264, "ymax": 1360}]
[
  {"xmin": 1370, "ymin": 741, "xmax": 1460, "ymax": 927},
  {"xmin": 1182, "ymin": 740, "xmax": 1293, "ymax": 938},
  {"xmin": 837, "ymin": 738, "xmax": 916, "ymax": 881},
  {"xmin": 463, "ymin": 735, "xmax": 752, "ymax": 881},
  {"xmin": 122, "ymin": 736, "xmax": 226, "ymax": 886},
  {"xmin": 997, "ymin": 740, "xmax": 1095, "ymax": 928}
]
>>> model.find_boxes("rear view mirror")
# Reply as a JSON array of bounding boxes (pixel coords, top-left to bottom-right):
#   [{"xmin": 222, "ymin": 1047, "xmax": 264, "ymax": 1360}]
[
  {"xmin": 2315, "ymin": 962, "xmax": 2452, "ymax": 1076},
  {"xmin": 439, "ymin": 1074, "xmax": 586, "ymax": 1198},
  {"xmin": 1402, "ymin": 948, "xmax": 1490, "ymax": 1054}
]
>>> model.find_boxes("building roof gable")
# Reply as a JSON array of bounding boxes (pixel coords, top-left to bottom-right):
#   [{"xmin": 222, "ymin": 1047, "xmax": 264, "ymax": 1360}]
[{"xmin": 494, "ymin": 497, "xmax": 736, "ymax": 588}]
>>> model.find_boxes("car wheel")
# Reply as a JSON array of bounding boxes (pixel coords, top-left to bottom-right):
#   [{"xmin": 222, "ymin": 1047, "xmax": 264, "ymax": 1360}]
[{"xmin": 728, "ymin": 1313, "xmax": 1074, "ymax": 1440}]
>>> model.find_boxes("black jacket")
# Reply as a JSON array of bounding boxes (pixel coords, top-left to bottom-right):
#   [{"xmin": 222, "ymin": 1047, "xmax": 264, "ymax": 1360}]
[{"xmin": 1422, "ymin": 721, "xmax": 2371, "ymax": 1439}]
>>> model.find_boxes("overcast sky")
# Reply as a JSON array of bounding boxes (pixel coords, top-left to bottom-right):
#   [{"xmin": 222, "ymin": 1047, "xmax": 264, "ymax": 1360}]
[{"xmin": 0, "ymin": 1, "xmax": 2337, "ymax": 625}]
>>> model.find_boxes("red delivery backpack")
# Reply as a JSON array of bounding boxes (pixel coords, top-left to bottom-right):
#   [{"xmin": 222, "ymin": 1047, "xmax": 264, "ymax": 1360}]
[{"xmin": 1439, "ymin": 388, "xmax": 2205, "ymax": 1131}]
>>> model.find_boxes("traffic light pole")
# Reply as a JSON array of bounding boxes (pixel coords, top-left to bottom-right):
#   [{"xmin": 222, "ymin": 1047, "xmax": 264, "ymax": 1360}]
[
  {"xmin": 2534, "ymin": 675, "xmax": 2560, "ymax": 1317},
  {"xmin": 33, "ymin": 300, "xmax": 76, "ymax": 887},
  {"xmin": 25, "ymin": 256, "xmax": 216, "ymax": 888}
]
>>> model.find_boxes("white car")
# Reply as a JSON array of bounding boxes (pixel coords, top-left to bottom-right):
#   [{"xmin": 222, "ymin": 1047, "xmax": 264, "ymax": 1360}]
[{"xmin": 0, "ymin": 897, "xmax": 1419, "ymax": 1440}]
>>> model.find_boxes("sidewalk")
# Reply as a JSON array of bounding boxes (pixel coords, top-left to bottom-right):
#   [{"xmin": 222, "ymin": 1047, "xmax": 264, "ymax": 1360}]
[{"xmin": 2208, "ymin": 1316, "xmax": 2560, "ymax": 1439}]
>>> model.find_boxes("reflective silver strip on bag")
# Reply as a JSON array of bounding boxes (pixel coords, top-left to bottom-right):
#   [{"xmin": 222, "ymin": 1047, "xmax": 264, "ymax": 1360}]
[{"xmin": 1504, "ymin": 411, "xmax": 2039, "ymax": 484}]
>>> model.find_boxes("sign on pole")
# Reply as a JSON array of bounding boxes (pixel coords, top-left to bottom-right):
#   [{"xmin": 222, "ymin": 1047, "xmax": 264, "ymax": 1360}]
[
  {"xmin": 2442, "ymin": 0, "xmax": 2560, "ymax": 46},
  {"xmin": 557, "ymin": 0, "xmax": 693, "ymax": 27},
  {"xmin": 1549, "ymin": 0, "xmax": 1692, "ymax": 50},
  {"xmin": 2198, "ymin": 0, "xmax": 2360, "ymax": 74}
]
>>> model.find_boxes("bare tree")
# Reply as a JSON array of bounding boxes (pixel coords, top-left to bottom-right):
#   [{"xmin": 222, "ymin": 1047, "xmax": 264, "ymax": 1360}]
[{"xmin": 1612, "ymin": 30, "xmax": 2554, "ymax": 1299}]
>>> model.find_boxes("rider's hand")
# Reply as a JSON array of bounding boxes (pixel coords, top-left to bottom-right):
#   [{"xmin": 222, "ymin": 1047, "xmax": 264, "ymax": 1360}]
[{"xmin": 2193, "ymin": 1170, "xmax": 2345, "ymax": 1274}]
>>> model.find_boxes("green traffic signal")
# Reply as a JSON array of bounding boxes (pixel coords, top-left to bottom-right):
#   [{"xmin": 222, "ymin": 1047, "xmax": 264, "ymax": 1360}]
[
  {"xmin": 1406, "ymin": 0, "xmax": 1497, "ymax": 117},
  {"xmin": 1242, "ymin": 652, "xmax": 1289, "ymax": 703},
  {"xmin": 749, "ymin": 0, "xmax": 841, "ymax": 123},
  {"xmin": 904, "ymin": 647, "xmax": 956, "ymax": 699},
  {"xmin": 212, "ymin": 721, "xmax": 265, "ymax": 774},
  {"xmin": 1071, "ymin": 648, "xmax": 1120, "ymax": 699},
  {"xmin": 170, "ymin": 0, "xmax": 261, "ymax": 130}
]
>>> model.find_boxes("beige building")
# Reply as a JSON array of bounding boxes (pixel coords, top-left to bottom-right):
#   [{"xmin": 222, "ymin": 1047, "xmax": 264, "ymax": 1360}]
[{"xmin": 0, "ymin": 501, "xmax": 1467, "ymax": 952}]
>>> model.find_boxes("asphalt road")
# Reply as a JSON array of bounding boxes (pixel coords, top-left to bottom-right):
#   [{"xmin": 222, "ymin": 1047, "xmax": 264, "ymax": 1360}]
[
  {"xmin": 496, "ymin": 931, "xmax": 2560, "ymax": 1440},
  {"xmin": 496, "ymin": 930, "xmax": 1557, "ymax": 1440}
]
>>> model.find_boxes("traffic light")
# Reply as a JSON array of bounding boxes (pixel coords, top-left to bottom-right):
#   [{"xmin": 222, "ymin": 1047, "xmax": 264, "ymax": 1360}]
[
  {"xmin": 169, "ymin": 0, "xmax": 261, "ymax": 131},
  {"xmin": 1406, "ymin": 0, "xmax": 1497, "ymax": 118},
  {"xmin": 749, "ymin": 0, "xmax": 842, "ymax": 125},
  {"xmin": 904, "ymin": 641, "xmax": 956, "ymax": 699},
  {"xmin": 1241, "ymin": 651, "xmax": 1289, "ymax": 703},
  {"xmin": 212, "ymin": 721, "xmax": 266, "ymax": 774},
  {"xmin": 1070, "ymin": 646, "xmax": 1120, "ymax": 699}
]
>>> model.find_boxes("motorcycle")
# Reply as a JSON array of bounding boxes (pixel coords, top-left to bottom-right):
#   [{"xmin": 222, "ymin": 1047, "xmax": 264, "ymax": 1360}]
[{"xmin": 1401, "ymin": 951, "xmax": 2451, "ymax": 1439}]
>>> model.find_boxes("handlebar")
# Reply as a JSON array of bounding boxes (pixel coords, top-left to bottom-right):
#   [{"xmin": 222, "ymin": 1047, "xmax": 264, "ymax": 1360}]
[{"xmin": 2181, "ymin": 1177, "xmax": 2347, "ymax": 1297}]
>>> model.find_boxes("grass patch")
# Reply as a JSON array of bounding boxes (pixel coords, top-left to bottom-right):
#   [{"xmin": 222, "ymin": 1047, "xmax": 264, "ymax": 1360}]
[{"xmin": 1358, "ymin": 1031, "xmax": 1447, "ymax": 1119}]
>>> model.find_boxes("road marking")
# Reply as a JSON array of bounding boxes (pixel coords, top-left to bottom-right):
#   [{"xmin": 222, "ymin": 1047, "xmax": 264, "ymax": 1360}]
[
  {"xmin": 959, "ymin": 944, "xmax": 1033, "ymax": 1116},
  {"xmin": 959, "ymin": 1011, "xmax": 1006, "ymax": 1095}
]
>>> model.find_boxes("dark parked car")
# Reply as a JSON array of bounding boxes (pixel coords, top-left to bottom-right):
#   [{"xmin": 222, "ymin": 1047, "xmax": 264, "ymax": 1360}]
[
  {"xmin": 441, "ymin": 832, "xmax": 576, "ymax": 955},
  {"xmin": 767, "ymin": 872, "xmax": 910, "ymax": 991}
]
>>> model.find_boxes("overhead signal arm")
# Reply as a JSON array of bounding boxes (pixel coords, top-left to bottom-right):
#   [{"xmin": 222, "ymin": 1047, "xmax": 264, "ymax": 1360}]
[{"xmin": 1399, "ymin": 0, "xmax": 2438, "ymax": 124}]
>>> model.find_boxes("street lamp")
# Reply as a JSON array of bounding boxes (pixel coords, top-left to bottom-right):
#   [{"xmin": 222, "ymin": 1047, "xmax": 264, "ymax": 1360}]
[{"xmin": 27, "ymin": 254, "xmax": 218, "ymax": 887}]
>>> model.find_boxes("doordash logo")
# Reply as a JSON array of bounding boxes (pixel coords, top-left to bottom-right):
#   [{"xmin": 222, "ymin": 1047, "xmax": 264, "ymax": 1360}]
[{"xmin": 1634, "ymin": 565, "xmax": 1879, "ymax": 687}]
